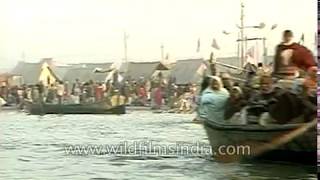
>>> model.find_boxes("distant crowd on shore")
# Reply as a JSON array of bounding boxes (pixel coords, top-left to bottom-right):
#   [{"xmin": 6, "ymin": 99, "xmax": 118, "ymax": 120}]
[{"xmin": 0, "ymin": 73, "xmax": 200, "ymax": 112}]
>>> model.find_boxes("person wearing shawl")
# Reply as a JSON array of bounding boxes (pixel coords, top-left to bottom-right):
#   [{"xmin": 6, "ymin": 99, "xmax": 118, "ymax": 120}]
[
  {"xmin": 198, "ymin": 76, "xmax": 230, "ymax": 122},
  {"xmin": 224, "ymin": 86, "xmax": 247, "ymax": 121},
  {"xmin": 273, "ymin": 30, "xmax": 316, "ymax": 79}
]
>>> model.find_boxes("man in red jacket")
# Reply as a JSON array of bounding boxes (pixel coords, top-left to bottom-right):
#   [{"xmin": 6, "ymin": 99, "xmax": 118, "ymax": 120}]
[{"xmin": 273, "ymin": 30, "xmax": 316, "ymax": 79}]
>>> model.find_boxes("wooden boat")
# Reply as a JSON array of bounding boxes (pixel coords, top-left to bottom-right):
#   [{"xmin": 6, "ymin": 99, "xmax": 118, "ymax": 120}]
[
  {"xmin": 0, "ymin": 105, "xmax": 18, "ymax": 111},
  {"xmin": 24, "ymin": 102, "xmax": 126, "ymax": 115},
  {"xmin": 203, "ymin": 119, "xmax": 316, "ymax": 164}
]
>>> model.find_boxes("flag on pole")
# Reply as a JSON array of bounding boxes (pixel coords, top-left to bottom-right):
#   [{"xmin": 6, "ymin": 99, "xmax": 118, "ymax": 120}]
[
  {"xmin": 222, "ymin": 31, "xmax": 230, "ymax": 35},
  {"xmin": 211, "ymin": 38, "xmax": 220, "ymax": 50},
  {"xmin": 196, "ymin": 38, "xmax": 200, "ymax": 52},
  {"xmin": 299, "ymin": 33, "xmax": 305, "ymax": 45},
  {"xmin": 245, "ymin": 46, "xmax": 257, "ymax": 65},
  {"xmin": 246, "ymin": 46, "xmax": 255, "ymax": 58},
  {"xmin": 271, "ymin": 24, "xmax": 277, "ymax": 30},
  {"xmin": 196, "ymin": 62, "xmax": 208, "ymax": 76}
]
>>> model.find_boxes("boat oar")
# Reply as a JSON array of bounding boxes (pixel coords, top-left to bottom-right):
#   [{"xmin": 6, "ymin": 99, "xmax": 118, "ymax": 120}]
[{"xmin": 215, "ymin": 118, "xmax": 317, "ymax": 163}]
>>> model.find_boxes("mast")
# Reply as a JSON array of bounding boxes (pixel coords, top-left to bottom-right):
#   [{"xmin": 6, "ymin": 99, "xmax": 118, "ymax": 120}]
[
  {"xmin": 123, "ymin": 31, "xmax": 128, "ymax": 63},
  {"xmin": 240, "ymin": 2, "xmax": 245, "ymax": 67},
  {"xmin": 160, "ymin": 44, "xmax": 164, "ymax": 61}
]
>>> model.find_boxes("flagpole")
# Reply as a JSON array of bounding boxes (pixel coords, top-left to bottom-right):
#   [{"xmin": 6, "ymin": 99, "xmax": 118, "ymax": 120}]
[
  {"xmin": 240, "ymin": 2, "xmax": 245, "ymax": 67},
  {"xmin": 123, "ymin": 31, "xmax": 128, "ymax": 63},
  {"xmin": 161, "ymin": 44, "xmax": 164, "ymax": 61}
]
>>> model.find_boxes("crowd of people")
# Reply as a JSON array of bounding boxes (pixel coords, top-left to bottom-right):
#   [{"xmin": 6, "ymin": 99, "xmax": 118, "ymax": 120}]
[{"xmin": 0, "ymin": 74, "xmax": 200, "ymax": 111}]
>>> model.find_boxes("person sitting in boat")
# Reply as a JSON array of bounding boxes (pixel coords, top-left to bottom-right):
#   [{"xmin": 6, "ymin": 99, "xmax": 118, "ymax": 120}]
[
  {"xmin": 300, "ymin": 66, "xmax": 317, "ymax": 122},
  {"xmin": 46, "ymin": 84, "xmax": 56, "ymax": 103},
  {"xmin": 247, "ymin": 75, "xmax": 278, "ymax": 124},
  {"xmin": 198, "ymin": 76, "xmax": 230, "ymax": 122},
  {"xmin": 273, "ymin": 30, "xmax": 316, "ymax": 80},
  {"xmin": 31, "ymin": 85, "xmax": 40, "ymax": 103},
  {"xmin": 178, "ymin": 91, "xmax": 193, "ymax": 113},
  {"xmin": 224, "ymin": 86, "xmax": 247, "ymax": 123},
  {"xmin": 302, "ymin": 66, "xmax": 317, "ymax": 97},
  {"xmin": 220, "ymin": 73, "xmax": 233, "ymax": 92},
  {"xmin": 56, "ymin": 81, "xmax": 65, "ymax": 104}
]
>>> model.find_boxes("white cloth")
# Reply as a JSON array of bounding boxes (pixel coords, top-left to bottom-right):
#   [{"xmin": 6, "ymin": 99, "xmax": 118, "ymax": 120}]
[{"xmin": 0, "ymin": 97, "xmax": 6, "ymax": 106}]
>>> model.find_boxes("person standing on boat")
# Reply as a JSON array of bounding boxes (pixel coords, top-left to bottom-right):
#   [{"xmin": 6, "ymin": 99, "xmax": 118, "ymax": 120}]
[
  {"xmin": 46, "ymin": 84, "xmax": 56, "ymax": 103},
  {"xmin": 192, "ymin": 76, "xmax": 211, "ymax": 121},
  {"xmin": 198, "ymin": 76, "xmax": 230, "ymax": 122},
  {"xmin": 154, "ymin": 85, "xmax": 163, "ymax": 109},
  {"xmin": 56, "ymin": 81, "xmax": 65, "ymax": 105},
  {"xmin": 273, "ymin": 30, "xmax": 316, "ymax": 79},
  {"xmin": 94, "ymin": 83, "xmax": 104, "ymax": 102}
]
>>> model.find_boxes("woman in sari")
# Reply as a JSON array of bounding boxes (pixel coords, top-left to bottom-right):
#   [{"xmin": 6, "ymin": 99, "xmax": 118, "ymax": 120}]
[{"xmin": 198, "ymin": 76, "xmax": 230, "ymax": 122}]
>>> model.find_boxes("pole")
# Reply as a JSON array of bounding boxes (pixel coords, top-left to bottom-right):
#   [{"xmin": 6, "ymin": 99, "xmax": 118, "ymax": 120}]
[
  {"xmin": 263, "ymin": 37, "xmax": 266, "ymax": 64},
  {"xmin": 161, "ymin": 44, "xmax": 164, "ymax": 61},
  {"xmin": 244, "ymin": 35, "xmax": 248, "ymax": 56},
  {"xmin": 240, "ymin": 2, "xmax": 245, "ymax": 67},
  {"xmin": 237, "ymin": 32, "xmax": 240, "ymax": 62},
  {"xmin": 124, "ymin": 32, "xmax": 128, "ymax": 63}
]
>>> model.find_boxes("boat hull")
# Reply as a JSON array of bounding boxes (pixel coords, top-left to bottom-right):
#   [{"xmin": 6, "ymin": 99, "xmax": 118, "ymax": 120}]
[
  {"xmin": 203, "ymin": 120, "xmax": 316, "ymax": 164},
  {"xmin": 25, "ymin": 102, "xmax": 126, "ymax": 115}
]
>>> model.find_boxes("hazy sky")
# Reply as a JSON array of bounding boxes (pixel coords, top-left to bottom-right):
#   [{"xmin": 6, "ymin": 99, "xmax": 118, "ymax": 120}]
[{"xmin": 0, "ymin": 0, "xmax": 317, "ymax": 69}]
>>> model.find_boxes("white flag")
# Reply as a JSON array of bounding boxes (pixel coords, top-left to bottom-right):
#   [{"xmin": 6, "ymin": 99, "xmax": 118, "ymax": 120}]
[{"xmin": 245, "ymin": 46, "xmax": 257, "ymax": 65}]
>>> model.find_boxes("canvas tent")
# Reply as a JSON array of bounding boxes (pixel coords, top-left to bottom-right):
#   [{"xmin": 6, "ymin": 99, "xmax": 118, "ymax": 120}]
[
  {"xmin": 169, "ymin": 59, "xmax": 210, "ymax": 85},
  {"xmin": 62, "ymin": 63, "xmax": 112, "ymax": 83},
  {"xmin": 119, "ymin": 61, "xmax": 168, "ymax": 81}
]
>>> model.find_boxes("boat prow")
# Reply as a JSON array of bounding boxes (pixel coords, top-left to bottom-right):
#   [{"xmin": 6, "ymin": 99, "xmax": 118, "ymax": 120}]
[{"xmin": 203, "ymin": 119, "xmax": 316, "ymax": 164}]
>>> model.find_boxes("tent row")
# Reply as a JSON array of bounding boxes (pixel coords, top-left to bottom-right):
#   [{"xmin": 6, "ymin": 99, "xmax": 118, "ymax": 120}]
[{"xmin": 5, "ymin": 56, "xmax": 275, "ymax": 87}]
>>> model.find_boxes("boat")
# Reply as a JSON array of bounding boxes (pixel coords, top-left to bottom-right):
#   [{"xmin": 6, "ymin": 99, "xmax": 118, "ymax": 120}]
[
  {"xmin": 0, "ymin": 105, "xmax": 18, "ymax": 111},
  {"xmin": 24, "ymin": 101, "xmax": 126, "ymax": 115},
  {"xmin": 203, "ymin": 119, "xmax": 316, "ymax": 164}
]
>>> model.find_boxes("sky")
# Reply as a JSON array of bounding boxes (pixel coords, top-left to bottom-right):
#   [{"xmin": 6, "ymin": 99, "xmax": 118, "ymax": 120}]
[{"xmin": 0, "ymin": 0, "xmax": 317, "ymax": 70}]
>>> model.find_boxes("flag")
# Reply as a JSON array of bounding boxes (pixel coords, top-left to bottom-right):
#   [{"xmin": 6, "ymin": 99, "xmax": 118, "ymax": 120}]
[
  {"xmin": 196, "ymin": 38, "xmax": 200, "ymax": 52},
  {"xmin": 271, "ymin": 24, "xmax": 277, "ymax": 30},
  {"xmin": 196, "ymin": 63, "xmax": 208, "ymax": 76},
  {"xmin": 299, "ymin": 33, "xmax": 305, "ymax": 44},
  {"xmin": 211, "ymin": 38, "xmax": 220, "ymax": 50},
  {"xmin": 246, "ymin": 46, "xmax": 255, "ymax": 58},
  {"xmin": 222, "ymin": 31, "xmax": 230, "ymax": 35},
  {"xmin": 245, "ymin": 46, "xmax": 257, "ymax": 65}
]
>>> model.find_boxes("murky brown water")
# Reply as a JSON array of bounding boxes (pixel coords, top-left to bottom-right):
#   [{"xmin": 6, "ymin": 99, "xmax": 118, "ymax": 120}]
[{"xmin": 0, "ymin": 110, "xmax": 316, "ymax": 180}]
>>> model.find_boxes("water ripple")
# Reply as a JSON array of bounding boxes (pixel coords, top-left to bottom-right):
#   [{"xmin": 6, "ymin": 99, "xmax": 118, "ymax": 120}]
[{"xmin": 0, "ymin": 111, "xmax": 316, "ymax": 179}]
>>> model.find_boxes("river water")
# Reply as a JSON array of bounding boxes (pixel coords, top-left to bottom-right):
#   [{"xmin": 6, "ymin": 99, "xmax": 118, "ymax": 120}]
[{"xmin": 0, "ymin": 110, "xmax": 316, "ymax": 180}]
